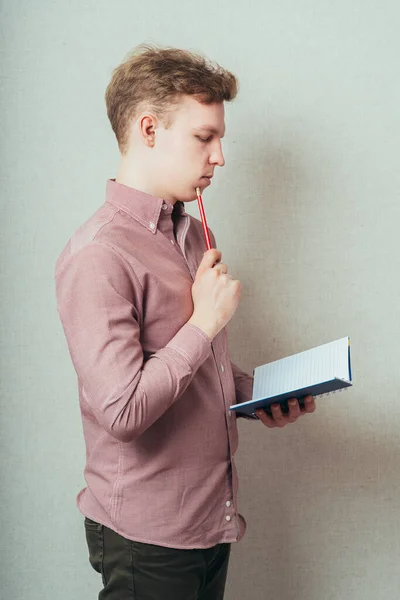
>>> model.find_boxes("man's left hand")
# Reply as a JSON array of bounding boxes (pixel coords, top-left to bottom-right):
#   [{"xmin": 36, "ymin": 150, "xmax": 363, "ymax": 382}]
[{"xmin": 255, "ymin": 395, "xmax": 316, "ymax": 428}]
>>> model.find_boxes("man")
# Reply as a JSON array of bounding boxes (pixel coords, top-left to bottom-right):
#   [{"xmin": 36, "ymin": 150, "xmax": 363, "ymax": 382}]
[{"xmin": 55, "ymin": 44, "xmax": 315, "ymax": 600}]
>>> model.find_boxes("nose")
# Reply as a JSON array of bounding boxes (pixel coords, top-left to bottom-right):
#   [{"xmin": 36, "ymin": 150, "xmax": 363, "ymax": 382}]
[{"xmin": 209, "ymin": 141, "xmax": 225, "ymax": 167}]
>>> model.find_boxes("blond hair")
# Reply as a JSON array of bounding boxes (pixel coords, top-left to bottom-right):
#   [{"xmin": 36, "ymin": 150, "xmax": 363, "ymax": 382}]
[{"xmin": 105, "ymin": 44, "xmax": 238, "ymax": 154}]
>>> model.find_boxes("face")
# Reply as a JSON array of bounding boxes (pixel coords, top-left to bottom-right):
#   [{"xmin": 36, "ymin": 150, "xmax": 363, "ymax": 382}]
[{"xmin": 151, "ymin": 95, "xmax": 226, "ymax": 203}]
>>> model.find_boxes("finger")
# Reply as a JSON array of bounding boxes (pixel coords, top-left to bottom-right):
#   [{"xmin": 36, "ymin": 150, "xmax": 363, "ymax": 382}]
[
  {"xmin": 270, "ymin": 403, "xmax": 287, "ymax": 427},
  {"xmin": 213, "ymin": 263, "xmax": 228, "ymax": 275},
  {"xmin": 219, "ymin": 273, "xmax": 231, "ymax": 285},
  {"xmin": 303, "ymin": 395, "xmax": 316, "ymax": 413},
  {"xmin": 287, "ymin": 398, "xmax": 301, "ymax": 422},
  {"xmin": 199, "ymin": 249, "xmax": 222, "ymax": 272},
  {"xmin": 255, "ymin": 410, "xmax": 277, "ymax": 428}
]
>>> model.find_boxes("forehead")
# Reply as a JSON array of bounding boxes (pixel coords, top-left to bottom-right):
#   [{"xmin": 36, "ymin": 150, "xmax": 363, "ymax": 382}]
[{"xmin": 170, "ymin": 95, "xmax": 226, "ymax": 136}]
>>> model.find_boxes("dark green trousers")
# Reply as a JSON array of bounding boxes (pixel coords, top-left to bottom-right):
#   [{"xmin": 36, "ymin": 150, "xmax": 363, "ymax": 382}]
[{"xmin": 84, "ymin": 518, "xmax": 231, "ymax": 600}]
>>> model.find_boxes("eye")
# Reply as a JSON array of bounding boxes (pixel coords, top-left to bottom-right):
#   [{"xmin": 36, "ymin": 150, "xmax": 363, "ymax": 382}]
[{"xmin": 196, "ymin": 135, "xmax": 212, "ymax": 143}]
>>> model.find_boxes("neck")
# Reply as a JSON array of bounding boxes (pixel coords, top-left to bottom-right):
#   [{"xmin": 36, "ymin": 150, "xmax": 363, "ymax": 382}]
[{"xmin": 116, "ymin": 156, "xmax": 178, "ymax": 205}]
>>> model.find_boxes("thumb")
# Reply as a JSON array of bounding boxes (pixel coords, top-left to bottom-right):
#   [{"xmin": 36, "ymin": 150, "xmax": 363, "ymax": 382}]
[{"xmin": 199, "ymin": 249, "xmax": 222, "ymax": 272}]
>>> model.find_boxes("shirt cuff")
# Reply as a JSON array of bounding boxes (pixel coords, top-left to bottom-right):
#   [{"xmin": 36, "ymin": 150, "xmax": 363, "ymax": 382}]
[{"xmin": 165, "ymin": 322, "xmax": 212, "ymax": 373}]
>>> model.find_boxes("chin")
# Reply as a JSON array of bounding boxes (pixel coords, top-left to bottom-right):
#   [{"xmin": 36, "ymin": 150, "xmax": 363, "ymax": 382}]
[
  {"xmin": 175, "ymin": 181, "xmax": 208, "ymax": 203},
  {"xmin": 200, "ymin": 177, "xmax": 211, "ymax": 188},
  {"xmin": 187, "ymin": 186, "xmax": 204, "ymax": 201},
  {"xmin": 194, "ymin": 179, "xmax": 211, "ymax": 194},
  {"xmin": 171, "ymin": 189, "xmax": 196, "ymax": 203}
]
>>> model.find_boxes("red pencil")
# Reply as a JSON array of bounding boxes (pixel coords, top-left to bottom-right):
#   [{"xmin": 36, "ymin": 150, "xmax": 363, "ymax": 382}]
[{"xmin": 196, "ymin": 187, "xmax": 212, "ymax": 250}]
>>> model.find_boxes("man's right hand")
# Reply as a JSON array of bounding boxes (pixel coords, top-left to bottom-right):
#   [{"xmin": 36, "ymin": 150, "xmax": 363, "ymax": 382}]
[{"xmin": 188, "ymin": 249, "xmax": 241, "ymax": 340}]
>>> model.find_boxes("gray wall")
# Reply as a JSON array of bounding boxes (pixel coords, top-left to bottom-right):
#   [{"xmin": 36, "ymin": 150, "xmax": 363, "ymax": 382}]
[{"xmin": 1, "ymin": 1, "xmax": 399, "ymax": 598}]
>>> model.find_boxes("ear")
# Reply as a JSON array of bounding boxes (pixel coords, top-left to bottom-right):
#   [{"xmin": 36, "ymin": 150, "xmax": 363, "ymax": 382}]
[{"xmin": 138, "ymin": 114, "xmax": 158, "ymax": 148}]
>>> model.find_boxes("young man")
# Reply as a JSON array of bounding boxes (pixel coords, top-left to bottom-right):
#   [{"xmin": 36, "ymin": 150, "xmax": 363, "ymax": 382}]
[{"xmin": 55, "ymin": 45, "xmax": 315, "ymax": 600}]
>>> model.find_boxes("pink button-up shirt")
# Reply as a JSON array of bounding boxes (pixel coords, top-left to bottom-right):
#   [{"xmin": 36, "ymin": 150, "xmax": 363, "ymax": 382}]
[{"xmin": 55, "ymin": 179, "xmax": 254, "ymax": 549}]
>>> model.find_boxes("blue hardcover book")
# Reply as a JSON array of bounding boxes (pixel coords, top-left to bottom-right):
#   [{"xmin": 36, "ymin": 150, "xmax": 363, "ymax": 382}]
[{"xmin": 229, "ymin": 337, "xmax": 352, "ymax": 418}]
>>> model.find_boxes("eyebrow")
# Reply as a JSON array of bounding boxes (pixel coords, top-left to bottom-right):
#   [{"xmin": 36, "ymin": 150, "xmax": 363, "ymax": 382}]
[{"xmin": 194, "ymin": 126, "xmax": 225, "ymax": 138}]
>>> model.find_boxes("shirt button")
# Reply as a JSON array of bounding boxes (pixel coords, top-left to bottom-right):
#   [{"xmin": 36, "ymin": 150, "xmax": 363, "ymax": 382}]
[
  {"xmin": 149, "ymin": 222, "xmax": 155, "ymax": 230},
  {"xmin": 221, "ymin": 364, "xmax": 225, "ymax": 373},
  {"xmin": 225, "ymin": 515, "xmax": 231, "ymax": 522},
  {"xmin": 161, "ymin": 203, "xmax": 167, "ymax": 210},
  {"xmin": 226, "ymin": 501, "xmax": 231, "ymax": 507},
  {"xmin": 170, "ymin": 239, "xmax": 175, "ymax": 245}
]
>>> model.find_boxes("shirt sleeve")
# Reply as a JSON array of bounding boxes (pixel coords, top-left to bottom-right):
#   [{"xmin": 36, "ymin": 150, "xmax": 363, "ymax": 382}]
[
  {"xmin": 55, "ymin": 242, "xmax": 212, "ymax": 442},
  {"xmin": 230, "ymin": 361, "xmax": 259, "ymax": 420}
]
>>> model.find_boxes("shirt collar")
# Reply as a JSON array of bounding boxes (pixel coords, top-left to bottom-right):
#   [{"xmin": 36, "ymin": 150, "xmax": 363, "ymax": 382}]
[{"xmin": 105, "ymin": 179, "xmax": 187, "ymax": 234}]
